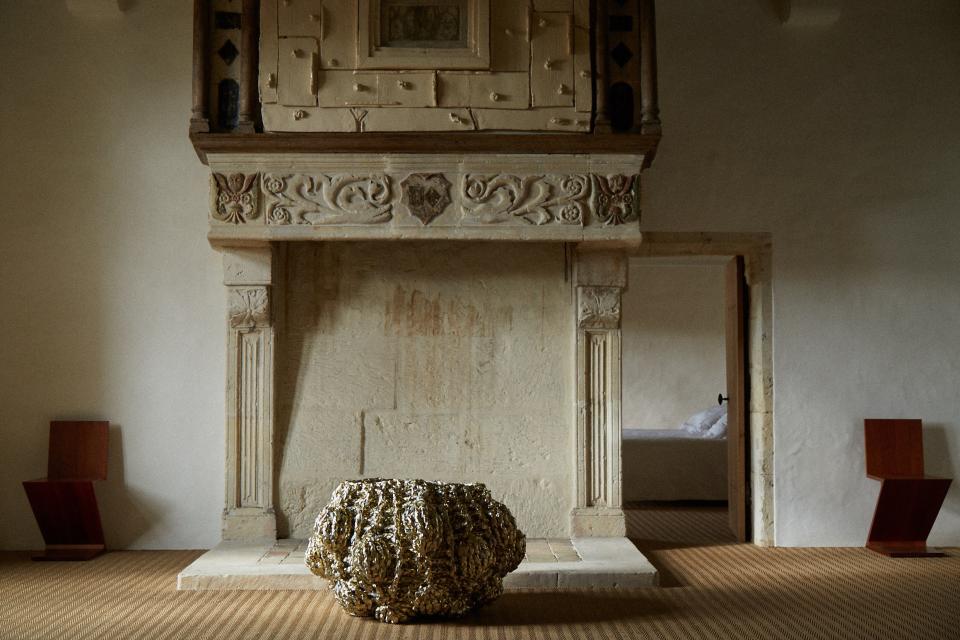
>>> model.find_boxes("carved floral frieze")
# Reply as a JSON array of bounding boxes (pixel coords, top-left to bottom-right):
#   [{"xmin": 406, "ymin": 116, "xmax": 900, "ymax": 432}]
[
  {"xmin": 595, "ymin": 175, "xmax": 638, "ymax": 226},
  {"xmin": 461, "ymin": 174, "xmax": 591, "ymax": 226},
  {"xmin": 207, "ymin": 167, "xmax": 642, "ymax": 234},
  {"xmin": 212, "ymin": 173, "xmax": 260, "ymax": 224},
  {"xmin": 229, "ymin": 286, "xmax": 270, "ymax": 328},
  {"xmin": 262, "ymin": 173, "xmax": 394, "ymax": 225},
  {"xmin": 577, "ymin": 286, "xmax": 622, "ymax": 329}
]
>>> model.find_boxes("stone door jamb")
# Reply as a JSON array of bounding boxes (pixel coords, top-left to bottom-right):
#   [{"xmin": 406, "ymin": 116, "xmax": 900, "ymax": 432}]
[{"xmin": 631, "ymin": 232, "xmax": 775, "ymax": 545}]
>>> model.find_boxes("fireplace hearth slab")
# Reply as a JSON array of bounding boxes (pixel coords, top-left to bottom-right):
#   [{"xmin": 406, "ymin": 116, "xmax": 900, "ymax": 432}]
[{"xmin": 177, "ymin": 537, "xmax": 657, "ymax": 591}]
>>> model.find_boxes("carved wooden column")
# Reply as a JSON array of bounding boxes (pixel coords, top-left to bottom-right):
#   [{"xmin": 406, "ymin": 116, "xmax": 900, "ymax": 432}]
[
  {"xmin": 572, "ymin": 251, "xmax": 627, "ymax": 536},
  {"xmin": 222, "ymin": 245, "xmax": 276, "ymax": 540},
  {"xmin": 237, "ymin": 0, "xmax": 259, "ymax": 133},
  {"xmin": 594, "ymin": 0, "xmax": 612, "ymax": 133},
  {"xmin": 639, "ymin": 0, "xmax": 661, "ymax": 135},
  {"xmin": 190, "ymin": 0, "xmax": 210, "ymax": 133}
]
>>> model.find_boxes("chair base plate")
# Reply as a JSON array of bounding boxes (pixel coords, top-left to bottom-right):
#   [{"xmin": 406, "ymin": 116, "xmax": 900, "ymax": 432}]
[
  {"xmin": 866, "ymin": 542, "xmax": 946, "ymax": 558},
  {"xmin": 32, "ymin": 544, "xmax": 105, "ymax": 561}
]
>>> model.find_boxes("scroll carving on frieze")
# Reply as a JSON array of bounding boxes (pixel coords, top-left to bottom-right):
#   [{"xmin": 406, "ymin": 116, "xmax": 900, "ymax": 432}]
[
  {"xmin": 262, "ymin": 174, "xmax": 394, "ymax": 225},
  {"xmin": 595, "ymin": 174, "xmax": 639, "ymax": 226},
  {"xmin": 212, "ymin": 173, "xmax": 260, "ymax": 224},
  {"xmin": 577, "ymin": 286, "xmax": 621, "ymax": 329},
  {"xmin": 461, "ymin": 174, "xmax": 590, "ymax": 226},
  {"xmin": 228, "ymin": 286, "xmax": 270, "ymax": 328}
]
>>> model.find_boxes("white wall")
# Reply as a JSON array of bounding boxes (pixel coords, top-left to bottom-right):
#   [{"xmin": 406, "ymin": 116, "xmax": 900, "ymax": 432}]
[
  {"xmin": 1, "ymin": 1, "xmax": 958, "ymax": 549},
  {"xmin": 647, "ymin": 1, "xmax": 960, "ymax": 546},
  {"xmin": 0, "ymin": 2, "xmax": 223, "ymax": 549},
  {"xmin": 622, "ymin": 260, "xmax": 726, "ymax": 429}
]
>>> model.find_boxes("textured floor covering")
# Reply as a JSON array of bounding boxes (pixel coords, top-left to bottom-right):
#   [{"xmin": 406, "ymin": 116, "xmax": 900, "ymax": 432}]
[
  {"xmin": 626, "ymin": 501, "xmax": 736, "ymax": 548},
  {"xmin": 2, "ymin": 508, "xmax": 958, "ymax": 640}
]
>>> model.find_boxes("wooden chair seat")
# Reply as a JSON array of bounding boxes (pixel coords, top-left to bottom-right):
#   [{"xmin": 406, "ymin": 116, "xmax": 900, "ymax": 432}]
[
  {"xmin": 22, "ymin": 421, "xmax": 109, "ymax": 561},
  {"xmin": 864, "ymin": 419, "xmax": 952, "ymax": 557}
]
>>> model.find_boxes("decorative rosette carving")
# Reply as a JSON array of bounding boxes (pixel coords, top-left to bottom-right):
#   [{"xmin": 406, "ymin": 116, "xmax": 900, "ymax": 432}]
[
  {"xmin": 212, "ymin": 173, "xmax": 260, "ymax": 224},
  {"xmin": 577, "ymin": 286, "xmax": 622, "ymax": 329},
  {"xmin": 228, "ymin": 286, "xmax": 270, "ymax": 328},
  {"xmin": 595, "ymin": 174, "xmax": 639, "ymax": 226}
]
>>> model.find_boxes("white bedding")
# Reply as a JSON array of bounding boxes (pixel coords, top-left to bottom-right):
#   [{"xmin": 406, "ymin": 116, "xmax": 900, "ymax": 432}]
[{"xmin": 622, "ymin": 428, "xmax": 728, "ymax": 502}]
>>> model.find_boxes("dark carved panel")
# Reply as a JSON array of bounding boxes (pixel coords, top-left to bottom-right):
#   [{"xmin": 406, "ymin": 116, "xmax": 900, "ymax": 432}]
[
  {"xmin": 380, "ymin": 0, "xmax": 468, "ymax": 49},
  {"xmin": 608, "ymin": 14, "xmax": 633, "ymax": 32},
  {"xmin": 218, "ymin": 79, "xmax": 240, "ymax": 131},
  {"xmin": 215, "ymin": 11, "xmax": 241, "ymax": 30},
  {"xmin": 218, "ymin": 39, "xmax": 239, "ymax": 66},
  {"xmin": 609, "ymin": 82, "xmax": 634, "ymax": 132}
]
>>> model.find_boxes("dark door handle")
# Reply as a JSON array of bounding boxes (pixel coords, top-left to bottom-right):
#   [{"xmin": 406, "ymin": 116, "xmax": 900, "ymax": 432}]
[{"xmin": 718, "ymin": 393, "xmax": 728, "ymax": 405}]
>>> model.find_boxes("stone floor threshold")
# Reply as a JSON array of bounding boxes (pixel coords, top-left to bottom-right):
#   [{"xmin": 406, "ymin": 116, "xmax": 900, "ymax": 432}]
[{"xmin": 177, "ymin": 537, "xmax": 658, "ymax": 590}]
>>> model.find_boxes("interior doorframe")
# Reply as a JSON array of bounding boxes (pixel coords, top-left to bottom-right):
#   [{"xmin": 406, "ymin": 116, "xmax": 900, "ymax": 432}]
[{"xmin": 630, "ymin": 232, "xmax": 774, "ymax": 546}]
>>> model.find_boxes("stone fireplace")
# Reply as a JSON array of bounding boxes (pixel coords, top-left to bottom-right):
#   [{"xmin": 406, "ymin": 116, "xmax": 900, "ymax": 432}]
[
  {"xmin": 209, "ymin": 152, "xmax": 646, "ymax": 543},
  {"xmin": 177, "ymin": 0, "xmax": 711, "ymax": 588}
]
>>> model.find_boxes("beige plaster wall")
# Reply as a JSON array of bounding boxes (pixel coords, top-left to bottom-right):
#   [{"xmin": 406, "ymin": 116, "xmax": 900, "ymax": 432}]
[
  {"xmin": 621, "ymin": 260, "xmax": 726, "ymax": 430},
  {"xmin": 0, "ymin": 2, "xmax": 223, "ymax": 549},
  {"xmin": 0, "ymin": 0, "xmax": 958, "ymax": 549},
  {"xmin": 275, "ymin": 243, "xmax": 574, "ymax": 539},
  {"xmin": 648, "ymin": 1, "xmax": 960, "ymax": 546}
]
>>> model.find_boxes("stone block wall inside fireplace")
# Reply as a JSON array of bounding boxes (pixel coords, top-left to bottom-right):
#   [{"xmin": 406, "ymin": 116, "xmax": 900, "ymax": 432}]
[{"xmin": 274, "ymin": 241, "xmax": 574, "ymax": 539}]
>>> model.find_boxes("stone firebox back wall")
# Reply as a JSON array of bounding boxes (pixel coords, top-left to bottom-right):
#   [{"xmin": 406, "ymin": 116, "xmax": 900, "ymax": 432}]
[{"xmin": 275, "ymin": 242, "xmax": 574, "ymax": 538}]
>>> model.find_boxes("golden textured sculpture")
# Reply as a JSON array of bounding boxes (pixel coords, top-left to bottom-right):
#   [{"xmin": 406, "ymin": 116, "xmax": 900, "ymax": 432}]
[{"xmin": 305, "ymin": 478, "xmax": 526, "ymax": 624}]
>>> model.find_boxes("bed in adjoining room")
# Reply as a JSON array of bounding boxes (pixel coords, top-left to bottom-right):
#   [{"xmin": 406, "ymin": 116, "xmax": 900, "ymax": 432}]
[{"xmin": 622, "ymin": 406, "xmax": 729, "ymax": 503}]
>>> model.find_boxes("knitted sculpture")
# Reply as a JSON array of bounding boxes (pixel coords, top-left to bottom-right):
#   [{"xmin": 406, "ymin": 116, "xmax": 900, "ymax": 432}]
[{"xmin": 305, "ymin": 478, "xmax": 526, "ymax": 624}]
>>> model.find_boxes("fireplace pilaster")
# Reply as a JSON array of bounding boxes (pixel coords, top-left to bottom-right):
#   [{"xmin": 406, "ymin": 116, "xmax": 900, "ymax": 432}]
[
  {"xmin": 572, "ymin": 251, "xmax": 627, "ymax": 537},
  {"xmin": 222, "ymin": 245, "xmax": 277, "ymax": 541}
]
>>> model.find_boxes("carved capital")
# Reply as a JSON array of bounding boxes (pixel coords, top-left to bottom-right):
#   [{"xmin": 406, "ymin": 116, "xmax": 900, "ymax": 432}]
[
  {"xmin": 577, "ymin": 286, "xmax": 621, "ymax": 329},
  {"xmin": 228, "ymin": 286, "xmax": 270, "ymax": 328},
  {"xmin": 212, "ymin": 173, "xmax": 260, "ymax": 224},
  {"xmin": 594, "ymin": 174, "xmax": 639, "ymax": 226}
]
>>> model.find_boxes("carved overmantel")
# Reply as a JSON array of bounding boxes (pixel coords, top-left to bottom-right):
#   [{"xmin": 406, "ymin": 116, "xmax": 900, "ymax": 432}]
[{"xmin": 189, "ymin": 0, "xmax": 661, "ymax": 157}]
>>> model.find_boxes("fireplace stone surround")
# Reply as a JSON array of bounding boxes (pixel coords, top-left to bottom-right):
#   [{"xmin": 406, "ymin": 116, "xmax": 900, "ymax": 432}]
[
  {"xmin": 185, "ymin": 148, "xmax": 777, "ymax": 591},
  {"xmin": 177, "ymin": 2, "xmax": 782, "ymax": 591},
  {"xmin": 208, "ymin": 154, "xmax": 643, "ymax": 541},
  {"xmin": 175, "ymin": 0, "xmax": 734, "ymax": 588}
]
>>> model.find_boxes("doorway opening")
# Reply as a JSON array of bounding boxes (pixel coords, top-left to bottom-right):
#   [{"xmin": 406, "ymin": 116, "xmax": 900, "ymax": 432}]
[{"xmin": 620, "ymin": 253, "xmax": 751, "ymax": 548}]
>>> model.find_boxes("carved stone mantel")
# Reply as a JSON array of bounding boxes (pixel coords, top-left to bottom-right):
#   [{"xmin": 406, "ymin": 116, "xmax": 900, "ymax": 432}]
[
  {"xmin": 206, "ymin": 153, "xmax": 644, "ymax": 244},
  {"xmin": 207, "ymin": 156, "xmax": 645, "ymax": 542}
]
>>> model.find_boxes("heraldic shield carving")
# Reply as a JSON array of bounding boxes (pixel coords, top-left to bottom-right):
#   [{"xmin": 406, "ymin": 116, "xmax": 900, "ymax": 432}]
[{"xmin": 401, "ymin": 173, "xmax": 452, "ymax": 225}]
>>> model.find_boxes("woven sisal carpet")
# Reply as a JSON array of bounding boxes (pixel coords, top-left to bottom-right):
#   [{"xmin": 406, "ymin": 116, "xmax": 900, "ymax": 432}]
[
  {"xmin": 2, "ymin": 509, "xmax": 958, "ymax": 640},
  {"xmin": 626, "ymin": 502, "xmax": 736, "ymax": 549}
]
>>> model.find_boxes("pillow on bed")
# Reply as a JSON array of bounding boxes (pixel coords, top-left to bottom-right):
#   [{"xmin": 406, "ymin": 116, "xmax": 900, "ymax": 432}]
[
  {"xmin": 705, "ymin": 413, "xmax": 728, "ymax": 439},
  {"xmin": 681, "ymin": 404, "xmax": 726, "ymax": 434}
]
